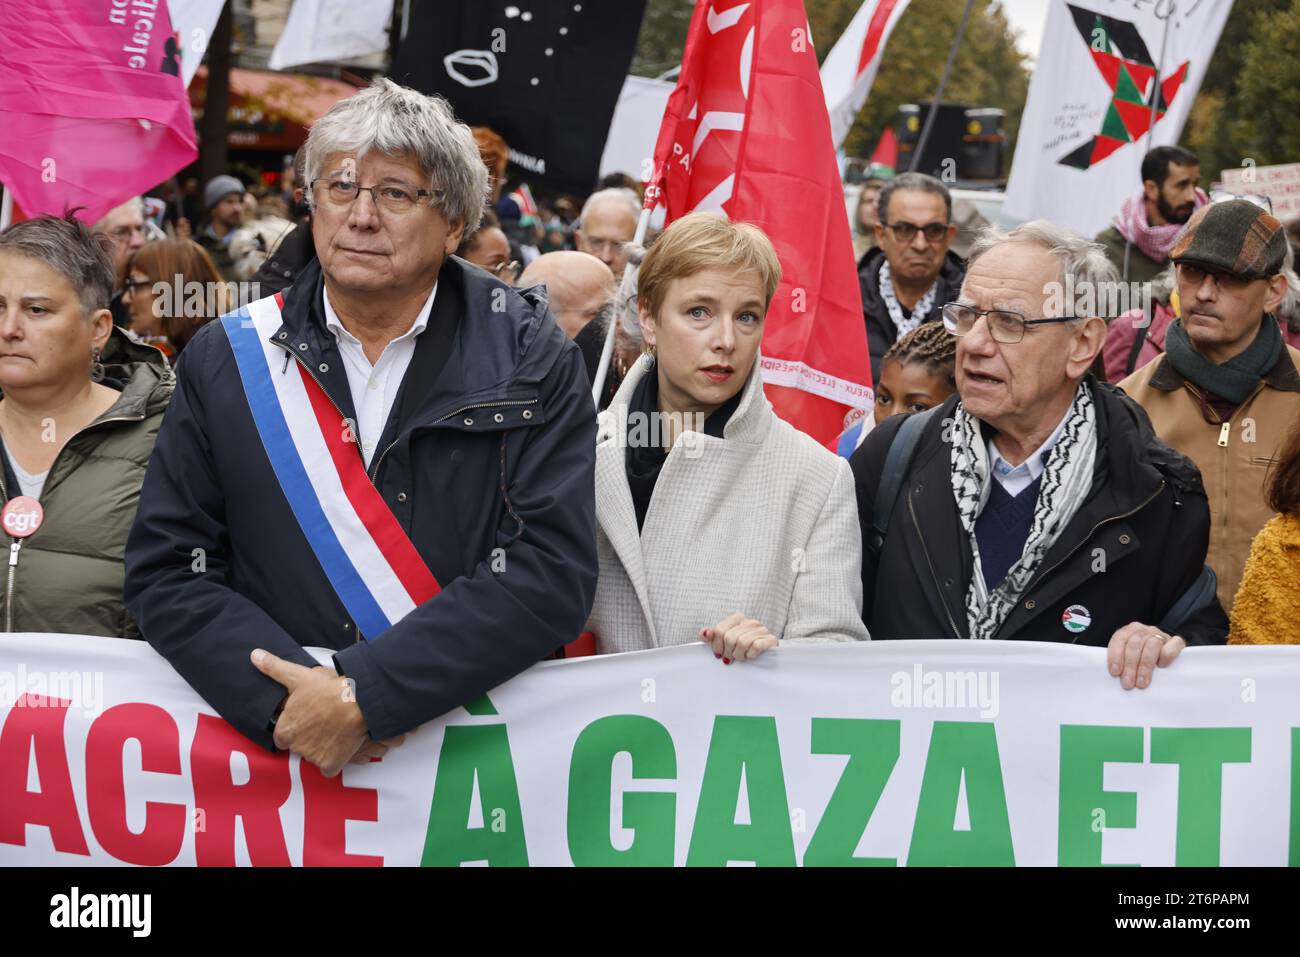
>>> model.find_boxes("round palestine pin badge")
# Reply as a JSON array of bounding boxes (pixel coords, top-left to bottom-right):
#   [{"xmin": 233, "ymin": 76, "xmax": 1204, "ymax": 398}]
[
  {"xmin": 1062, "ymin": 604, "xmax": 1092, "ymax": 635},
  {"xmin": 2, "ymin": 496, "xmax": 44, "ymax": 539}
]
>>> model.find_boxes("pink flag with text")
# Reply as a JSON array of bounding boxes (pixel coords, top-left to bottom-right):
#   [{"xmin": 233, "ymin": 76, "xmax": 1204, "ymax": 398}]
[{"xmin": 0, "ymin": 0, "xmax": 198, "ymax": 224}]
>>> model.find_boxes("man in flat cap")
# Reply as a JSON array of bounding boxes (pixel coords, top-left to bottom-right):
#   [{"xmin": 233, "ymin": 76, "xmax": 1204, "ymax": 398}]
[{"xmin": 1122, "ymin": 198, "xmax": 1300, "ymax": 612}]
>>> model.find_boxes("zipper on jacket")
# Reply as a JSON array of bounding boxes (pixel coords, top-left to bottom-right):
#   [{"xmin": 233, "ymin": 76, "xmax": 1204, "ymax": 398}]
[
  {"xmin": 1217, "ymin": 422, "xmax": 1230, "ymax": 448},
  {"xmin": 5, "ymin": 539, "xmax": 20, "ymax": 632},
  {"xmin": 0, "ymin": 467, "xmax": 8, "ymax": 632},
  {"xmin": 0, "ymin": 410, "xmax": 143, "ymax": 631},
  {"xmin": 274, "ymin": 340, "xmax": 540, "ymax": 485},
  {"xmin": 274, "ymin": 343, "xmax": 369, "ymax": 463},
  {"xmin": 907, "ymin": 489, "xmax": 964, "ymax": 640}
]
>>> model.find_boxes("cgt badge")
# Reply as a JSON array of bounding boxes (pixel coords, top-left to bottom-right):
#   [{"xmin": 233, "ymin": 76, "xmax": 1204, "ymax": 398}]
[
  {"xmin": 1062, "ymin": 604, "xmax": 1092, "ymax": 635},
  {"xmin": 2, "ymin": 496, "xmax": 44, "ymax": 539}
]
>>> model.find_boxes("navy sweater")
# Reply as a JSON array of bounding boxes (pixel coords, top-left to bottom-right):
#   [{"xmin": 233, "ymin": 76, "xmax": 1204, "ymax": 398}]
[{"xmin": 974, "ymin": 476, "xmax": 1043, "ymax": 591}]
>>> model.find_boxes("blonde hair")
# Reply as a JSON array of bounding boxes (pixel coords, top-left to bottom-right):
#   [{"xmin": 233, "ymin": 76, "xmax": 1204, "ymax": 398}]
[{"xmin": 637, "ymin": 213, "xmax": 782, "ymax": 321}]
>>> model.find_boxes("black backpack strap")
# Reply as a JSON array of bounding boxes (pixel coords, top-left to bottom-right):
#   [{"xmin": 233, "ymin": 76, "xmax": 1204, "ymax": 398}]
[
  {"xmin": 1125, "ymin": 315, "xmax": 1150, "ymax": 377},
  {"xmin": 867, "ymin": 406, "xmax": 939, "ymax": 556},
  {"xmin": 1159, "ymin": 564, "xmax": 1218, "ymax": 635}
]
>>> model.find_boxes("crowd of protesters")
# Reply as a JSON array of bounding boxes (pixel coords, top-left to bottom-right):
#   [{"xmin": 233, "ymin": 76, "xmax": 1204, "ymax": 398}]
[{"xmin": 1, "ymin": 77, "xmax": 1298, "ymax": 773}]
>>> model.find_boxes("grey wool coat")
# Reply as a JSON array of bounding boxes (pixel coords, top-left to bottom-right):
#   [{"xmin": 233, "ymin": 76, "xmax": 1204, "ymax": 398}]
[{"xmin": 587, "ymin": 353, "xmax": 870, "ymax": 653}]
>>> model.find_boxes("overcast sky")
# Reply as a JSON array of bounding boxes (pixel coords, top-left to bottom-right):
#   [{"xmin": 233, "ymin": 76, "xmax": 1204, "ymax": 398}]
[{"xmin": 997, "ymin": 0, "xmax": 1050, "ymax": 61}]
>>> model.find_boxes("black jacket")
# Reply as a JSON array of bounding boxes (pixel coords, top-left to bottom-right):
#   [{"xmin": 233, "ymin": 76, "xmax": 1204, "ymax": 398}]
[
  {"xmin": 858, "ymin": 246, "xmax": 966, "ymax": 381},
  {"xmin": 124, "ymin": 255, "xmax": 598, "ymax": 749},
  {"xmin": 850, "ymin": 378, "xmax": 1228, "ymax": 645},
  {"xmin": 250, "ymin": 221, "xmax": 317, "ymax": 296}
]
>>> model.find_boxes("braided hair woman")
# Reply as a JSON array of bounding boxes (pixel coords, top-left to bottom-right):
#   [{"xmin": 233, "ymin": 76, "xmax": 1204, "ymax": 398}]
[{"xmin": 873, "ymin": 320, "xmax": 957, "ymax": 425}]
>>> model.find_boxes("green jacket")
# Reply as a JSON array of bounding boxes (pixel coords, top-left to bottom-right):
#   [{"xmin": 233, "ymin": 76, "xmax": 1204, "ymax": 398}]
[
  {"xmin": 1094, "ymin": 225, "xmax": 1168, "ymax": 285},
  {"xmin": 0, "ymin": 328, "xmax": 174, "ymax": 637}
]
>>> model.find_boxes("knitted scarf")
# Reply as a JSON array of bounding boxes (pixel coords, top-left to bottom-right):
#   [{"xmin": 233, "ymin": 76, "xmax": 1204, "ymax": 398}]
[
  {"xmin": 1164, "ymin": 315, "xmax": 1283, "ymax": 405},
  {"xmin": 950, "ymin": 382, "xmax": 1098, "ymax": 640},
  {"xmin": 1113, "ymin": 189, "xmax": 1207, "ymax": 264},
  {"xmin": 879, "ymin": 259, "xmax": 938, "ymax": 339}
]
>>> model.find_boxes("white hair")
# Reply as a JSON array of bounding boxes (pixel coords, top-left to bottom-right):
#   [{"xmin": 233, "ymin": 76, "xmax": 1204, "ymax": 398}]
[
  {"xmin": 967, "ymin": 219, "xmax": 1119, "ymax": 322},
  {"xmin": 579, "ymin": 187, "xmax": 640, "ymax": 227},
  {"xmin": 303, "ymin": 77, "xmax": 488, "ymax": 233}
]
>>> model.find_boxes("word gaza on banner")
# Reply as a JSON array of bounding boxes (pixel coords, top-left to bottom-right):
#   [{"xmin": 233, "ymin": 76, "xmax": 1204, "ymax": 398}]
[{"xmin": 1, "ymin": 634, "xmax": 1298, "ymax": 866}]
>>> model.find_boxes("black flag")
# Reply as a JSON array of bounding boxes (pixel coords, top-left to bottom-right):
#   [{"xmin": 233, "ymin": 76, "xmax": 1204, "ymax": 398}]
[{"xmin": 393, "ymin": 0, "xmax": 648, "ymax": 195}]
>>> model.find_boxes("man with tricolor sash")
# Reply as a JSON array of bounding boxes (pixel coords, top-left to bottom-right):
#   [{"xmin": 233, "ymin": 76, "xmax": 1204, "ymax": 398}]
[{"xmin": 124, "ymin": 79, "xmax": 598, "ymax": 775}]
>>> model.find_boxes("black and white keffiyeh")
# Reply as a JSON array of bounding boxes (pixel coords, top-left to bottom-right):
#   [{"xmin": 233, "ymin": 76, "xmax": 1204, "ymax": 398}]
[
  {"xmin": 878, "ymin": 260, "xmax": 937, "ymax": 339},
  {"xmin": 949, "ymin": 382, "xmax": 1098, "ymax": 640}
]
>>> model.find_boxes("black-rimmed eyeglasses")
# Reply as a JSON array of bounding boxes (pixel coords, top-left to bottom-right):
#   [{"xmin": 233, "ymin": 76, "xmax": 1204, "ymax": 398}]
[
  {"xmin": 310, "ymin": 178, "xmax": 442, "ymax": 215},
  {"xmin": 883, "ymin": 221, "xmax": 950, "ymax": 244},
  {"xmin": 941, "ymin": 302, "xmax": 1076, "ymax": 344}
]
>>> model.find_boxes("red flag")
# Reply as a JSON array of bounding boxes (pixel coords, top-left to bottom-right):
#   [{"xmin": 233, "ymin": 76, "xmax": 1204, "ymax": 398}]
[
  {"xmin": 645, "ymin": 0, "xmax": 872, "ymax": 448},
  {"xmin": 0, "ymin": 0, "xmax": 198, "ymax": 225},
  {"xmin": 869, "ymin": 126, "xmax": 898, "ymax": 172}
]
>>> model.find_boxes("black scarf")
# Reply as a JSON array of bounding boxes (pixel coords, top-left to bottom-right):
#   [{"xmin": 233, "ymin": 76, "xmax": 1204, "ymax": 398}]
[
  {"xmin": 624, "ymin": 366, "xmax": 742, "ymax": 531},
  {"xmin": 1164, "ymin": 315, "xmax": 1283, "ymax": 405}
]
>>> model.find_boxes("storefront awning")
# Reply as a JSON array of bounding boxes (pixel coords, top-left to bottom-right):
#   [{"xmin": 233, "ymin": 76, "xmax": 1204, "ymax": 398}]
[{"xmin": 190, "ymin": 66, "xmax": 364, "ymax": 151}]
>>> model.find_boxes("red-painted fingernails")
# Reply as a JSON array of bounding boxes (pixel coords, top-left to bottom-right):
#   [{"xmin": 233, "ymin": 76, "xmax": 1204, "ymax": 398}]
[
  {"xmin": 714, "ymin": 653, "xmax": 721, "ymax": 659},
  {"xmin": 723, "ymin": 657, "xmax": 732, "ymax": 665}
]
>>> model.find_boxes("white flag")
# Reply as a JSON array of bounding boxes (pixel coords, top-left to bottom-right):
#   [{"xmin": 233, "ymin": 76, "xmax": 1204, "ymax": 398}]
[
  {"xmin": 820, "ymin": 0, "xmax": 911, "ymax": 150},
  {"xmin": 1003, "ymin": 0, "xmax": 1233, "ymax": 237},
  {"xmin": 165, "ymin": 0, "xmax": 227, "ymax": 87},
  {"xmin": 269, "ymin": 0, "xmax": 395, "ymax": 72}
]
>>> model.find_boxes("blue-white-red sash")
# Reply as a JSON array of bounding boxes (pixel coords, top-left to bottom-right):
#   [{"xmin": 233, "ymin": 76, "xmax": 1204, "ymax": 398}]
[{"xmin": 221, "ymin": 293, "xmax": 440, "ymax": 640}]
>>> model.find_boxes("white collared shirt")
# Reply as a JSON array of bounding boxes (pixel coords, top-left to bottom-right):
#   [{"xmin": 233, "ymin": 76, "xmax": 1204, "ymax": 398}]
[
  {"xmin": 322, "ymin": 283, "xmax": 437, "ymax": 468},
  {"xmin": 986, "ymin": 403, "xmax": 1073, "ymax": 497}
]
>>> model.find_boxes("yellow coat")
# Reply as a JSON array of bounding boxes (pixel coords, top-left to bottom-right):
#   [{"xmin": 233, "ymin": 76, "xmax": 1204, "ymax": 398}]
[{"xmin": 1228, "ymin": 513, "xmax": 1300, "ymax": 644}]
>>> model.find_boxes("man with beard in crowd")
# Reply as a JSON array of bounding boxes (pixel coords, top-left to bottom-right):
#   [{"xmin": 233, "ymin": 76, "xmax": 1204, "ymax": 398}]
[{"xmin": 1095, "ymin": 145, "xmax": 1206, "ymax": 284}]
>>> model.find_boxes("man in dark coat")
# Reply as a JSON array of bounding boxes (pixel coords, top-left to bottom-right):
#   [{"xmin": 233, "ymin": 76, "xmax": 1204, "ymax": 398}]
[
  {"xmin": 859, "ymin": 172, "xmax": 966, "ymax": 381},
  {"xmin": 852, "ymin": 221, "xmax": 1226, "ymax": 691},
  {"xmin": 125, "ymin": 79, "xmax": 597, "ymax": 775}
]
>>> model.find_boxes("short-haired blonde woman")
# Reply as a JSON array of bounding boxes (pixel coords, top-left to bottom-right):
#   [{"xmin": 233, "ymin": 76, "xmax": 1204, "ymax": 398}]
[{"xmin": 587, "ymin": 213, "xmax": 869, "ymax": 661}]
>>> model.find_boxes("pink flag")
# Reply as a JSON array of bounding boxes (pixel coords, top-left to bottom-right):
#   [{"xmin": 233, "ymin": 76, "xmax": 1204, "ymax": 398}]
[{"xmin": 0, "ymin": 0, "xmax": 198, "ymax": 225}]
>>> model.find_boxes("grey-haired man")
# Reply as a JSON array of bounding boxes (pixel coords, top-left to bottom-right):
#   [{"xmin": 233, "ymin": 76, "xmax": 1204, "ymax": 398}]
[
  {"xmin": 126, "ymin": 79, "xmax": 597, "ymax": 775},
  {"xmin": 852, "ymin": 221, "xmax": 1227, "ymax": 690}
]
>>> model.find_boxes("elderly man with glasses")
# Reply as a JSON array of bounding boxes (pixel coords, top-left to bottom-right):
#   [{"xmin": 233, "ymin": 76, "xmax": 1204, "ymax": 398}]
[
  {"xmin": 125, "ymin": 79, "xmax": 598, "ymax": 775},
  {"xmin": 92, "ymin": 197, "xmax": 147, "ymax": 327},
  {"xmin": 858, "ymin": 171, "xmax": 966, "ymax": 380},
  {"xmin": 1120, "ymin": 199, "xmax": 1300, "ymax": 616},
  {"xmin": 851, "ymin": 220, "xmax": 1227, "ymax": 689}
]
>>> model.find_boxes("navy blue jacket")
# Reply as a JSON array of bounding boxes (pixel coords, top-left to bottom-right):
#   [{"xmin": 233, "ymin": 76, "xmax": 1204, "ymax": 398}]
[{"xmin": 124, "ymin": 256, "xmax": 598, "ymax": 749}]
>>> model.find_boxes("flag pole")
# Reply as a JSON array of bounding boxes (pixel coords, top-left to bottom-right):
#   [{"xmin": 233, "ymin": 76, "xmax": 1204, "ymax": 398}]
[
  {"xmin": 909, "ymin": 0, "xmax": 976, "ymax": 173},
  {"xmin": 0, "ymin": 186, "xmax": 12, "ymax": 231},
  {"xmin": 1120, "ymin": 0, "xmax": 1174, "ymax": 281},
  {"xmin": 591, "ymin": 206, "xmax": 652, "ymax": 405}
]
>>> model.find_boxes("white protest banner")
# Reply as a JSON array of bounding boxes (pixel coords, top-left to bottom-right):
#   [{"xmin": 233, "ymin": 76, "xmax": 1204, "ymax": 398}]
[
  {"xmin": 166, "ymin": 0, "xmax": 228, "ymax": 87},
  {"xmin": 1004, "ymin": 0, "xmax": 1233, "ymax": 236},
  {"xmin": 2, "ymin": 633, "xmax": 1297, "ymax": 866},
  {"xmin": 820, "ymin": 0, "xmax": 911, "ymax": 151},
  {"xmin": 269, "ymin": 0, "xmax": 395, "ymax": 72},
  {"xmin": 1220, "ymin": 162, "xmax": 1300, "ymax": 221}
]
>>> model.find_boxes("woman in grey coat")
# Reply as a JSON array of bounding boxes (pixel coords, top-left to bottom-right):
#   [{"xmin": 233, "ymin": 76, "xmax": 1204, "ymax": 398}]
[{"xmin": 587, "ymin": 213, "xmax": 869, "ymax": 662}]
